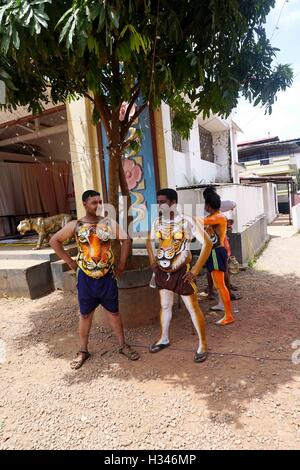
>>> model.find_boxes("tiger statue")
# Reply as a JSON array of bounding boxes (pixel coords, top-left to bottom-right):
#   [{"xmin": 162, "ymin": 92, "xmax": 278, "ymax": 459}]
[
  {"xmin": 75, "ymin": 221, "xmax": 114, "ymax": 278},
  {"xmin": 17, "ymin": 213, "xmax": 73, "ymax": 250}
]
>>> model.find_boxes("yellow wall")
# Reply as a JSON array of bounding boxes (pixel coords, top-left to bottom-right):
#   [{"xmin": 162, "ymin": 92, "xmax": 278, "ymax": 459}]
[
  {"xmin": 66, "ymin": 98, "xmax": 103, "ymax": 218},
  {"xmin": 152, "ymin": 108, "xmax": 168, "ymax": 188}
]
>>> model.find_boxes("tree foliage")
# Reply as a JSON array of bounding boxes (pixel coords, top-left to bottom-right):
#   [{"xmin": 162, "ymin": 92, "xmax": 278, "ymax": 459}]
[
  {"xmin": 0, "ymin": 0, "xmax": 294, "ymax": 208},
  {"xmin": 0, "ymin": 1, "xmax": 293, "ymax": 134}
]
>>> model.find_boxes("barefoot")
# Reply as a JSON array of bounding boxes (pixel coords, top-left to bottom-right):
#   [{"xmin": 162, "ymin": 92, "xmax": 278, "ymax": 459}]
[{"xmin": 216, "ymin": 317, "xmax": 235, "ymax": 326}]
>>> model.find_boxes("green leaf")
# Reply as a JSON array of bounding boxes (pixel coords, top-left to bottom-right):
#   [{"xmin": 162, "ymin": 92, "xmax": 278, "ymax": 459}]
[
  {"xmin": 67, "ymin": 17, "xmax": 77, "ymax": 48},
  {"xmin": 56, "ymin": 8, "xmax": 73, "ymax": 29},
  {"xmin": 109, "ymin": 9, "xmax": 119, "ymax": 29},
  {"xmin": 58, "ymin": 14, "xmax": 73, "ymax": 44},
  {"xmin": 97, "ymin": 5, "xmax": 106, "ymax": 32},
  {"xmin": 12, "ymin": 30, "xmax": 20, "ymax": 49},
  {"xmin": 24, "ymin": 9, "xmax": 34, "ymax": 26},
  {"xmin": 0, "ymin": 4, "xmax": 9, "ymax": 26},
  {"xmin": 34, "ymin": 12, "xmax": 49, "ymax": 29}
]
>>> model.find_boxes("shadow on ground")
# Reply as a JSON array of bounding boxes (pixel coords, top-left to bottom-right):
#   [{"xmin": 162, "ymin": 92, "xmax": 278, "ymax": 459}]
[{"xmin": 13, "ymin": 265, "xmax": 300, "ymax": 429}]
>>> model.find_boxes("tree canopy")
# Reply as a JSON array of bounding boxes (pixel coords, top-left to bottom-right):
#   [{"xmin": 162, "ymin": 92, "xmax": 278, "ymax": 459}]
[
  {"xmin": 0, "ymin": 0, "xmax": 294, "ymax": 210},
  {"xmin": 0, "ymin": 1, "xmax": 293, "ymax": 136}
]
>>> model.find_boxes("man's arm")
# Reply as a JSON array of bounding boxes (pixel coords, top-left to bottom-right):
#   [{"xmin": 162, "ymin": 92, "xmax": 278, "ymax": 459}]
[
  {"xmin": 49, "ymin": 221, "xmax": 77, "ymax": 270},
  {"xmin": 191, "ymin": 217, "xmax": 213, "ymax": 276},
  {"xmin": 203, "ymin": 213, "xmax": 225, "ymax": 225},
  {"xmin": 146, "ymin": 223, "xmax": 157, "ymax": 270},
  {"xmin": 182, "ymin": 216, "xmax": 213, "ymax": 283},
  {"xmin": 113, "ymin": 221, "xmax": 132, "ymax": 277}
]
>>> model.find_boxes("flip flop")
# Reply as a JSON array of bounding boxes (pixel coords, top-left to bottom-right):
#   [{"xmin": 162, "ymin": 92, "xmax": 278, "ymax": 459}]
[
  {"xmin": 230, "ymin": 293, "xmax": 242, "ymax": 301},
  {"xmin": 210, "ymin": 305, "xmax": 224, "ymax": 312},
  {"xmin": 70, "ymin": 350, "xmax": 91, "ymax": 370},
  {"xmin": 230, "ymin": 284, "xmax": 239, "ymax": 291},
  {"xmin": 149, "ymin": 342, "xmax": 170, "ymax": 353},
  {"xmin": 194, "ymin": 351, "xmax": 208, "ymax": 363},
  {"xmin": 198, "ymin": 291, "xmax": 209, "ymax": 297}
]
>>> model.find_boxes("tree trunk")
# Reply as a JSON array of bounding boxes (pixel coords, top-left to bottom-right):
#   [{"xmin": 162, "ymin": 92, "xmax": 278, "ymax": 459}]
[
  {"xmin": 93, "ymin": 96, "xmax": 134, "ymax": 260},
  {"xmin": 119, "ymin": 159, "xmax": 133, "ymax": 234},
  {"xmin": 108, "ymin": 146, "xmax": 120, "ymax": 220}
]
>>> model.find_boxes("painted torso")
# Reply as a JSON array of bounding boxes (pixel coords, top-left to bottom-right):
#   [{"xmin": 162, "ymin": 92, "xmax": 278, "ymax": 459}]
[
  {"xmin": 153, "ymin": 215, "xmax": 194, "ymax": 272},
  {"xmin": 204, "ymin": 212, "xmax": 227, "ymax": 248},
  {"xmin": 75, "ymin": 218, "xmax": 114, "ymax": 278}
]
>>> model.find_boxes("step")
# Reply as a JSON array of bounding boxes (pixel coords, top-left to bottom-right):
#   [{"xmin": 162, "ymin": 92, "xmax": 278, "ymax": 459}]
[
  {"xmin": 50, "ymin": 259, "xmax": 72, "ymax": 290},
  {"xmin": 0, "ymin": 244, "xmax": 77, "ymax": 262},
  {"xmin": 63, "ymin": 270, "xmax": 77, "ymax": 292},
  {"xmin": 0, "ymin": 259, "xmax": 53, "ymax": 299}
]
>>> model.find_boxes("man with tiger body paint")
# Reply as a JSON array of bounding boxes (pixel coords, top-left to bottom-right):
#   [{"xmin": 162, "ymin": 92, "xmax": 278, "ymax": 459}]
[
  {"xmin": 202, "ymin": 191, "xmax": 235, "ymax": 326},
  {"xmin": 146, "ymin": 188, "xmax": 213, "ymax": 363},
  {"xmin": 50, "ymin": 190, "xmax": 140, "ymax": 369}
]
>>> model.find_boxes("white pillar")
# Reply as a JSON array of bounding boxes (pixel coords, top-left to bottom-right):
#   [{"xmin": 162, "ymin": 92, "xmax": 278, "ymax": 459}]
[
  {"xmin": 229, "ymin": 119, "xmax": 239, "ymax": 184},
  {"xmin": 161, "ymin": 102, "xmax": 176, "ymax": 188}
]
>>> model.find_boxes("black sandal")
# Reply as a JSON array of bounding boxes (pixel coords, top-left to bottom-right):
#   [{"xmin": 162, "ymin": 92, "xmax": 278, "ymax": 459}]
[
  {"xmin": 194, "ymin": 351, "xmax": 208, "ymax": 363},
  {"xmin": 149, "ymin": 342, "xmax": 170, "ymax": 353},
  {"xmin": 70, "ymin": 350, "xmax": 91, "ymax": 370},
  {"xmin": 230, "ymin": 293, "xmax": 242, "ymax": 301}
]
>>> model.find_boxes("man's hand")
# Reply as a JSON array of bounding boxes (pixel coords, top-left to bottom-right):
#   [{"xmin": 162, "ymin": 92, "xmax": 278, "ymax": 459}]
[
  {"xmin": 182, "ymin": 268, "xmax": 198, "ymax": 283},
  {"xmin": 150, "ymin": 261, "xmax": 159, "ymax": 273},
  {"xmin": 114, "ymin": 261, "xmax": 126, "ymax": 278},
  {"xmin": 67, "ymin": 259, "xmax": 77, "ymax": 271}
]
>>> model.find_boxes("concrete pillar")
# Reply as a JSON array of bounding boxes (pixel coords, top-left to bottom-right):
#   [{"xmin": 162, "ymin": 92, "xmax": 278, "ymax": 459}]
[
  {"xmin": 66, "ymin": 98, "xmax": 103, "ymax": 218},
  {"xmin": 152, "ymin": 107, "xmax": 168, "ymax": 188},
  {"xmin": 161, "ymin": 102, "xmax": 176, "ymax": 187}
]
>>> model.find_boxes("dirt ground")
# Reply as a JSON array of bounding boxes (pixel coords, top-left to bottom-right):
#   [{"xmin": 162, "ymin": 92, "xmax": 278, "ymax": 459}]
[{"xmin": 0, "ymin": 232, "xmax": 300, "ymax": 450}]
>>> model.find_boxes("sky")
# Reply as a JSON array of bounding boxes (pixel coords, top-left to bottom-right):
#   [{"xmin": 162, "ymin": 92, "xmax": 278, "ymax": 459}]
[{"xmin": 235, "ymin": 0, "xmax": 300, "ymax": 143}]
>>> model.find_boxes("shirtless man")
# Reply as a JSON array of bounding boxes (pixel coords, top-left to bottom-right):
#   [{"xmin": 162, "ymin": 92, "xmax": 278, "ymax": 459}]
[
  {"xmin": 201, "ymin": 186, "xmax": 239, "ymax": 304},
  {"xmin": 146, "ymin": 188, "xmax": 213, "ymax": 362},
  {"xmin": 203, "ymin": 192, "xmax": 235, "ymax": 326},
  {"xmin": 50, "ymin": 190, "xmax": 140, "ymax": 369}
]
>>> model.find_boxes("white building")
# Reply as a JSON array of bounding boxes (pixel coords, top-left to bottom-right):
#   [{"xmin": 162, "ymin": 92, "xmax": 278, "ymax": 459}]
[{"xmin": 160, "ymin": 102, "xmax": 242, "ymax": 188}]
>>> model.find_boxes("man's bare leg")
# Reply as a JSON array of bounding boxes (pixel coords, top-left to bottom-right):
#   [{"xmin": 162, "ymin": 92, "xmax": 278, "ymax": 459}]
[
  {"xmin": 71, "ymin": 310, "xmax": 94, "ymax": 369},
  {"xmin": 181, "ymin": 294, "xmax": 208, "ymax": 362},
  {"xmin": 104, "ymin": 308, "xmax": 140, "ymax": 360},
  {"xmin": 207, "ymin": 271, "xmax": 216, "ymax": 299},
  {"xmin": 149, "ymin": 290, "xmax": 174, "ymax": 352}
]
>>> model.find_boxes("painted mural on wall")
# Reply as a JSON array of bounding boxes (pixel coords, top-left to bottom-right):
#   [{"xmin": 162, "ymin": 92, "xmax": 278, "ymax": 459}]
[{"xmin": 101, "ymin": 106, "xmax": 157, "ymax": 236}]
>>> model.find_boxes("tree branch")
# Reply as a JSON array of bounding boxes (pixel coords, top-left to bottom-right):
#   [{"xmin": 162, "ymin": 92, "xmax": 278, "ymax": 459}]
[
  {"xmin": 83, "ymin": 92, "xmax": 96, "ymax": 106},
  {"xmin": 122, "ymin": 83, "xmax": 140, "ymax": 126},
  {"xmin": 94, "ymin": 94, "xmax": 112, "ymax": 139},
  {"xmin": 121, "ymin": 100, "xmax": 148, "ymax": 140}
]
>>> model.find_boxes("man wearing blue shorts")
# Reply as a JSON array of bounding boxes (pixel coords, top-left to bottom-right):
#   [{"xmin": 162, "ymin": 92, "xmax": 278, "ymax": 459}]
[{"xmin": 50, "ymin": 190, "xmax": 140, "ymax": 369}]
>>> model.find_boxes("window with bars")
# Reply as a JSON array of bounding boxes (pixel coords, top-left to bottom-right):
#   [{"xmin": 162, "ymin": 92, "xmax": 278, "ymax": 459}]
[
  {"xmin": 170, "ymin": 109, "xmax": 183, "ymax": 152},
  {"xmin": 199, "ymin": 125, "xmax": 214, "ymax": 163}
]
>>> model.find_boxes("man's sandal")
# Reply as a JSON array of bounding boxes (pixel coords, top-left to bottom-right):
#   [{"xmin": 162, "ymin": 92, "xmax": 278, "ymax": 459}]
[
  {"xmin": 118, "ymin": 344, "xmax": 140, "ymax": 361},
  {"xmin": 149, "ymin": 342, "xmax": 170, "ymax": 353},
  {"xmin": 70, "ymin": 350, "xmax": 91, "ymax": 370},
  {"xmin": 194, "ymin": 351, "xmax": 208, "ymax": 363}
]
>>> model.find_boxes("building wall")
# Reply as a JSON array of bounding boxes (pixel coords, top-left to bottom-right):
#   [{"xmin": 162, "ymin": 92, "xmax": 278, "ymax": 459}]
[
  {"xmin": 177, "ymin": 183, "xmax": 268, "ymax": 264},
  {"xmin": 292, "ymin": 203, "xmax": 300, "ymax": 229},
  {"xmin": 262, "ymin": 183, "xmax": 278, "ymax": 223},
  {"xmin": 66, "ymin": 98, "xmax": 103, "ymax": 219},
  {"xmin": 177, "ymin": 184, "xmax": 264, "ymax": 234},
  {"xmin": 290, "ymin": 152, "xmax": 300, "ymax": 170},
  {"xmin": 160, "ymin": 103, "xmax": 233, "ymax": 188},
  {"xmin": 213, "ymin": 131, "xmax": 230, "ymax": 183}
]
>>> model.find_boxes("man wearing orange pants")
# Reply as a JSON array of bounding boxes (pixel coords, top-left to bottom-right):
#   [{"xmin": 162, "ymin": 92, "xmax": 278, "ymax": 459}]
[{"xmin": 203, "ymin": 192, "xmax": 235, "ymax": 326}]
